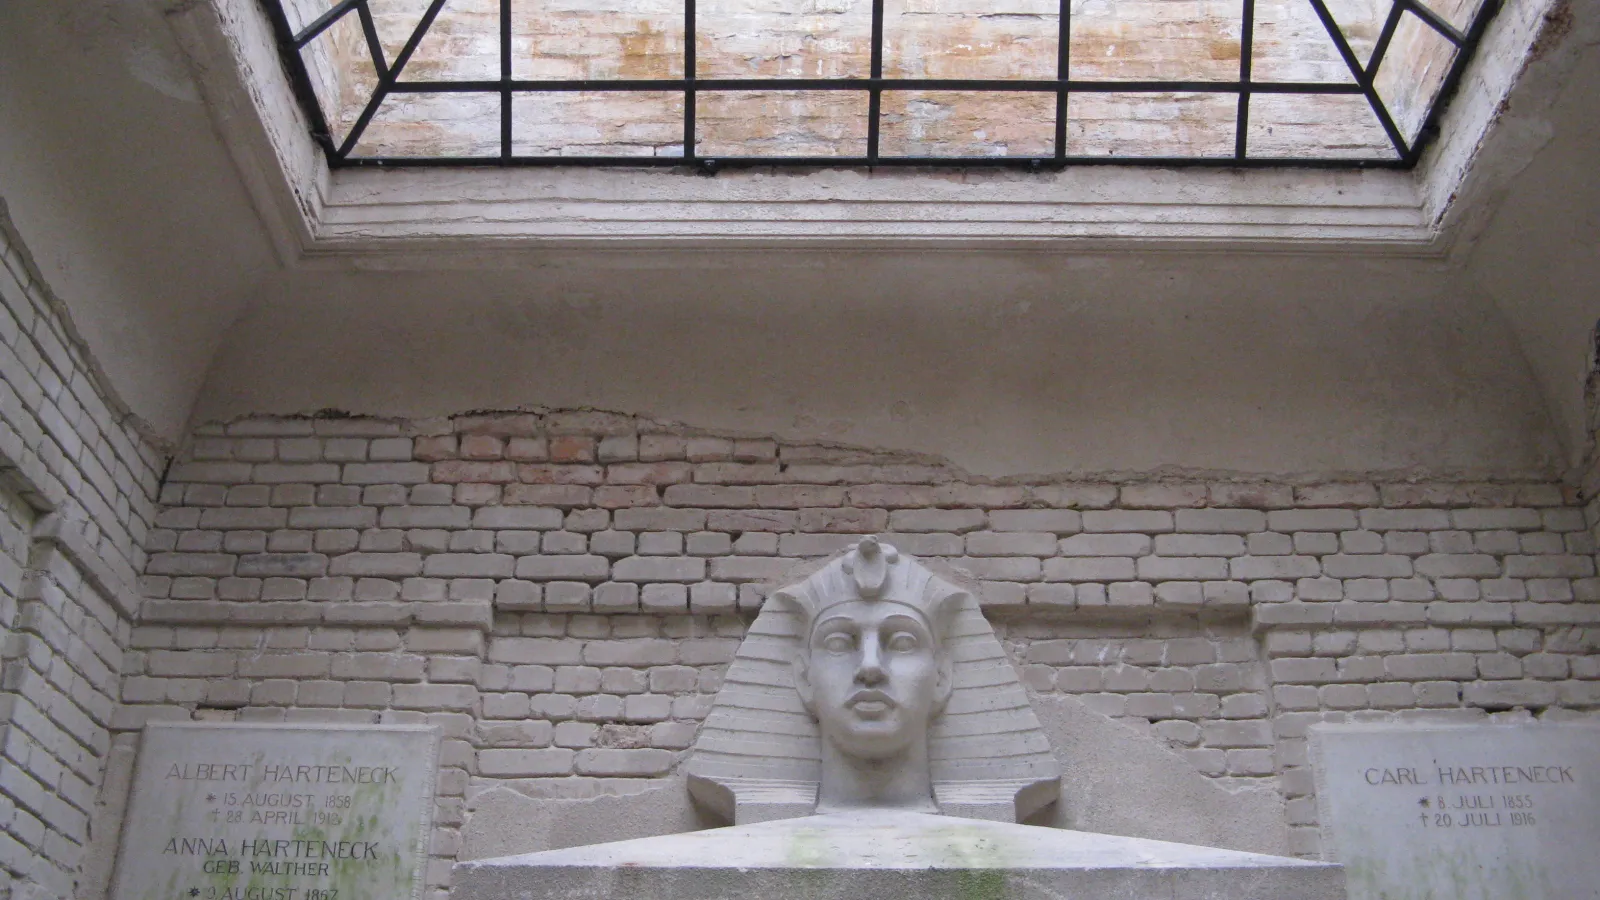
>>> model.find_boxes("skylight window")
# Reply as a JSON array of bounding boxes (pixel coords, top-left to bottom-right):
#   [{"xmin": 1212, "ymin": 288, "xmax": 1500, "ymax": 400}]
[{"xmin": 265, "ymin": 0, "xmax": 1497, "ymax": 167}]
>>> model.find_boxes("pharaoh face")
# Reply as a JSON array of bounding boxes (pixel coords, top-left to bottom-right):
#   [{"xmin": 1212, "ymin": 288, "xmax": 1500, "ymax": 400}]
[{"xmin": 796, "ymin": 599, "xmax": 952, "ymax": 761}]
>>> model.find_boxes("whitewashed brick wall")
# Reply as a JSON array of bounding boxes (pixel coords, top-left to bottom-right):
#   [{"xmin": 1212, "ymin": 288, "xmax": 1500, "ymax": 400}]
[
  {"xmin": 0, "ymin": 209, "xmax": 163, "ymax": 900},
  {"xmin": 125, "ymin": 410, "xmax": 1600, "ymax": 883}
]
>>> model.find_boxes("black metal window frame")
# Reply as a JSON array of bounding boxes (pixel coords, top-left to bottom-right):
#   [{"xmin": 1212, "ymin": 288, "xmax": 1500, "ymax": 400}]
[{"xmin": 263, "ymin": 0, "xmax": 1501, "ymax": 171}]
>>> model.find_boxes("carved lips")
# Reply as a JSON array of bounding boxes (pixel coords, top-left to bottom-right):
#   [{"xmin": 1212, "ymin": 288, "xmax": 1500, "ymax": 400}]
[{"xmin": 847, "ymin": 689, "xmax": 895, "ymax": 719}]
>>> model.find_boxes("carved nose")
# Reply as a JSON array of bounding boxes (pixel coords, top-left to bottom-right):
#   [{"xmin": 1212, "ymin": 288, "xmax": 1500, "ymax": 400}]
[{"xmin": 856, "ymin": 639, "xmax": 886, "ymax": 684}]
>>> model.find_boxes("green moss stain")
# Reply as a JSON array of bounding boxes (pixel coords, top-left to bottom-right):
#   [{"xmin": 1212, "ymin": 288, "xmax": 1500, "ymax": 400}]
[
  {"xmin": 778, "ymin": 818, "xmax": 1022, "ymax": 900},
  {"xmin": 1348, "ymin": 847, "xmax": 1552, "ymax": 900},
  {"xmin": 953, "ymin": 869, "xmax": 1009, "ymax": 900},
  {"xmin": 921, "ymin": 821, "xmax": 1017, "ymax": 900},
  {"xmin": 783, "ymin": 825, "xmax": 835, "ymax": 868}
]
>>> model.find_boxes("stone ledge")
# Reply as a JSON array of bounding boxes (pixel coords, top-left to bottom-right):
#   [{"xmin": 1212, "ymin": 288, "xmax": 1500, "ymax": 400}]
[
  {"xmin": 452, "ymin": 810, "xmax": 1345, "ymax": 900},
  {"xmin": 34, "ymin": 514, "xmax": 143, "ymax": 620}
]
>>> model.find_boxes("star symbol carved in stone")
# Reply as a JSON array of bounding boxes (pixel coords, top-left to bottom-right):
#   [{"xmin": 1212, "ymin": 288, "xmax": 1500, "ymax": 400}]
[
  {"xmin": 206, "ymin": 794, "xmax": 217, "ymax": 803},
  {"xmin": 189, "ymin": 889, "xmax": 201, "ymax": 897}
]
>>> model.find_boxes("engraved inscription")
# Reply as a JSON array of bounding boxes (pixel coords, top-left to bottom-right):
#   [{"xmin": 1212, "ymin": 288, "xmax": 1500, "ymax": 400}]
[
  {"xmin": 112, "ymin": 724, "xmax": 438, "ymax": 900},
  {"xmin": 1312, "ymin": 724, "xmax": 1600, "ymax": 900},
  {"xmin": 1355, "ymin": 761, "xmax": 1576, "ymax": 832}
]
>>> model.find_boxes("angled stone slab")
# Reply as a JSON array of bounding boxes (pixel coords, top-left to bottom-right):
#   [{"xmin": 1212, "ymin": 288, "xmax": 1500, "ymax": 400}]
[{"xmin": 452, "ymin": 810, "xmax": 1344, "ymax": 900}]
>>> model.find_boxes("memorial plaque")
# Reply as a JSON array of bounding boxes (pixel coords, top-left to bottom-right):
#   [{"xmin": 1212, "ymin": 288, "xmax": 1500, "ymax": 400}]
[
  {"xmin": 112, "ymin": 722, "xmax": 440, "ymax": 900},
  {"xmin": 1311, "ymin": 723, "xmax": 1600, "ymax": 900}
]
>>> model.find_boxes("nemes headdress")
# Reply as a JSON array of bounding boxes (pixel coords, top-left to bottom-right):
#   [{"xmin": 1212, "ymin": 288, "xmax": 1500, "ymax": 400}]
[{"xmin": 773, "ymin": 537, "xmax": 967, "ymax": 643}]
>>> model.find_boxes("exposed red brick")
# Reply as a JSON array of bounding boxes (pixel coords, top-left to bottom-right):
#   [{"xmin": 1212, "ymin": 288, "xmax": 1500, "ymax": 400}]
[
  {"xmin": 431, "ymin": 460, "xmax": 516, "ymax": 484},
  {"xmin": 549, "ymin": 436, "xmax": 598, "ymax": 463},
  {"xmin": 519, "ymin": 464, "xmax": 605, "ymax": 485}
]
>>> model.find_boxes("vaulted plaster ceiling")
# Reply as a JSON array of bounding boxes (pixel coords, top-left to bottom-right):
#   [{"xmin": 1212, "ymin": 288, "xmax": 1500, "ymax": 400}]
[{"xmin": 0, "ymin": 0, "xmax": 1594, "ymax": 483}]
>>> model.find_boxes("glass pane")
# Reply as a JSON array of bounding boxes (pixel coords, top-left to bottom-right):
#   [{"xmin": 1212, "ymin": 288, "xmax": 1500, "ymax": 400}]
[
  {"xmin": 402, "ymin": 0, "xmax": 499, "ymax": 80},
  {"xmin": 298, "ymin": 9, "xmax": 380, "ymax": 146},
  {"xmin": 1372, "ymin": 9, "xmax": 1456, "ymax": 142},
  {"xmin": 879, "ymin": 92, "xmax": 1054, "ymax": 156},
  {"xmin": 696, "ymin": 91, "xmax": 869, "ymax": 156},
  {"xmin": 512, "ymin": 0, "xmax": 685, "ymax": 80},
  {"xmin": 696, "ymin": 0, "xmax": 871, "ymax": 78},
  {"xmin": 283, "ymin": 0, "xmax": 343, "ymax": 35},
  {"xmin": 1070, "ymin": 0, "xmax": 1240, "ymax": 82},
  {"xmin": 883, "ymin": 0, "xmax": 1057, "ymax": 79},
  {"xmin": 1246, "ymin": 92, "xmax": 1396, "ymax": 158},
  {"xmin": 1251, "ymin": 0, "xmax": 1357, "ymax": 83},
  {"xmin": 1067, "ymin": 92, "xmax": 1235, "ymax": 157},
  {"xmin": 1321, "ymin": 0, "xmax": 1388, "ymax": 67},
  {"xmin": 513, "ymin": 92, "xmax": 684, "ymax": 155},
  {"xmin": 351, "ymin": 91, "xmax": 502, "ymax": 156},
  {"xmin": 368, "ymin": 0, "xmax": 434, "ymax": 62},
  {"xmin": 1413, "ymin": 0, "xmax": 1483, "ymax": 34}
]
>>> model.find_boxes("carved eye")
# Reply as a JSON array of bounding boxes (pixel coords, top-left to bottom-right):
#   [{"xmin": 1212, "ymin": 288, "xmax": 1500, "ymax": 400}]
[
  {"xmin": 886, "ymin": 632, "xmax": 920, "ymax": 652},
  {"xmin": 821, "ymin": 633, "xmax": 854, "ymax": 653}
]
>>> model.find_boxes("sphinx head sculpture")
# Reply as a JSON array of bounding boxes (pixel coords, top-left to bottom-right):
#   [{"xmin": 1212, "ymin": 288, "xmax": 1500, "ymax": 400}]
[
  {"xmin": 686, "ymin": 535, "xmax": 1059, "ymax": 824},
  {"xmin": 774, "ymin": 537, "xmax": 967, "ymax": 812}
]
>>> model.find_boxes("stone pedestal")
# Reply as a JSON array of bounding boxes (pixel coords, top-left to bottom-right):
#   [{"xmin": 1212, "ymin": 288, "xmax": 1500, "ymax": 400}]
[{"xmin": 451, "ymin": 810, "xmax": 1343, "ymax": 900}]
